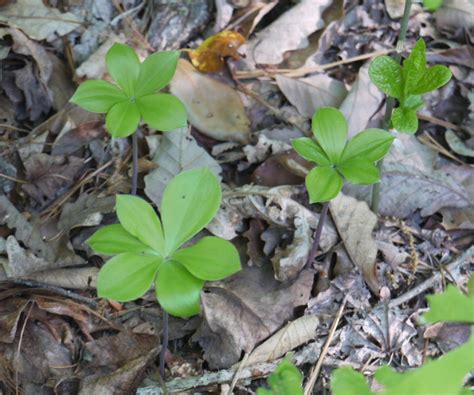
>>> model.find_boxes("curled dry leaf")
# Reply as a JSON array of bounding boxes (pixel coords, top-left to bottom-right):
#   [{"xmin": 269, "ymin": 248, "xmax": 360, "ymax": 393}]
[
  {"xmin": 243, "ymin": 314, "xmax": 320, "ymax": 366},
  {"xmin": 208, "ymin": 185, "xmax": 338, "ymax": 281},
  {"xmin": 445, "ymin": 129, "xmax": 474, "ymax": 158},
  {"xmin": 330, "ymin": 193, "xmax": 380, "ymax": 293},
  {"xmin": 194, "ymin": 265, "xmax": 314, "ymax": 369},
  {"xmin": 144, "ymin": 128, "xmax": 222, "ymax": 206},
  {"xmin": 169, "ymin": 60, "xmax": 251, "ymax": 143}
]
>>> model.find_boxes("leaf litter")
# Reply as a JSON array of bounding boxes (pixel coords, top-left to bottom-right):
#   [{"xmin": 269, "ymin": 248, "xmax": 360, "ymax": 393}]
[{"xmin": 0, "ymin": 0, "xmax": 473, "ymax": 393}]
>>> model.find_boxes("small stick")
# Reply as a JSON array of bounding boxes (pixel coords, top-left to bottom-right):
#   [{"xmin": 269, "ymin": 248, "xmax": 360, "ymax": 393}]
[
  {"xmin": 160, "ymin": 310, "xmax": 169, "ymax": 379},
  {"xmin": 304, "ymin": 295, "xmax": 348, "ymax": 395},
  {"xmin": 228, "ymin": 351, "xmax": 250, "ymax": 394},
  {"xmin": 306, "ymin": 202, "xmax": 329, "ymax": 267}
]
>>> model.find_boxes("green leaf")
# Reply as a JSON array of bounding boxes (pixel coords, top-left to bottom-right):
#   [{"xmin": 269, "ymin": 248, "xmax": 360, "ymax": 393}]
[
  {"xmin": 137, "ymin": 93, "xmax": 187, "ymax": 132},
  {"xmin": 331, "ymin": 367, "xmax": 373, "ymax": 395},
  {"xmin": 106, "ymin": 43, "xmax": 140, "ymax": 96},
  {"xmin": 135, "ymin": 51, "xmax": 180, "ymax": 96},
  {"xmin": 306, "ymin": 166, "xmax": 343, "ymax": 203},
  {"xmin": 391, "ymin": 107, "xmax": 418, "ymax": 134},
  {"xmin": 341, "ymin": 128, "xmax": 394, "ymax": 163},
  {"xmin": 69, "ymin": 80, "xmax": 126, "ymax": 113},
  {"xmin": 420, "ymin": 282, "xmax": 474, "ymax": 324},
  {"xmin": 161, "ymin": 168, "xmax": 221, "ymax": 254},
  {"xmin": 116, "ymin": 195, "xmax": 165, "ymax": 254},
  {"xmin": 337, "ymin": 159, "xmax": 380, "ymax": 184},
  {"xmin": 87, "ymin": 224, "xmax": 156, "ymax": 256},
  {"xmin": 257, "ymin": 359, "xmax": 304, "ymax": 395},
  {"xmin": 106, "ymin": 100, "xmax": 141, "ymax": 138},
  {"xmin": 411, "ymin": 65, "xmax": 452, "ymax": 95},
  {"xmin": 423, "ymin": 0, "xmax": 443, "ymax": 11},
  {"xmin": 403, "ymin": 39, "xmax": 427, "ymax": 93},
  {"xmin": 374, "ymin": 335, "xmax": 474, "ymax": 395},
  {"xmin": 404, "ymin": 95, "xmax": 424, "ymax": 111},
  {"xmin": 97, "ymin": 253, "xmax": 162, "ymax": 301},
  {"xmin": 172, "ymin": 236, "xmax": 241, "ymax": 281},
  {"xmin": 291, "ymin": 137, "xmax": 331, "ymax": 166},
  {"xmin": 368, "ymin": 56, "xmax": 402, "ymax": 98},
  {"xmin": 155, "ymin": 261, "xmax": 204, "ymax": 317},
  {"xmin": 312, "ymin": 107, "xmax": 348, "ymax": 163}
]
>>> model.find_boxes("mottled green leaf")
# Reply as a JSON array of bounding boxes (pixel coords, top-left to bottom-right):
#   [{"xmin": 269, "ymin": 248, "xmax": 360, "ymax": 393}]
[
  {"xmin": 391, "ymin": 107, "xmax": 418, "ymax": 134},
  {"xmin": 306, "ymin": 166, "xmax": 343, "ymax": 203},
  {"xmin": 312, "ymin": 107, "xmax": 347, "ymax": 163},
  {"xmin": 69, "ymin": 80, "xmax": 126, "ymax": 113},
  {"xmin": 411, "ymin": 65, "xmax": 452, "ymax": 95},
  {"xmin": 337, "ymin": 159, "xmax": 380, "ymax": 184},
  {"xmin": 106, "ymin": 100, "xmax": 141, "ymax": 138},
  {"xmin": 135, "ymin": 51, "xmax": 180, "ymax": 96},
  {"xmin": 403, "ymin": 39, "xmax": 426, "ymax": 93},
  {"xmin": 106, "ymin": 43, "xmax": 140, "ymax": 96},
  {"xmin": 155, "ymin": 261, "xmax": 204, "ymax": 317},
  {"xmin": 137, "ymin": 93, "xmax": 187, "ymax": 132},
  {"xmin": 369, "ymin": 56, "xmax": 402, "ymax": 98},
  {"xmin": 291, "ymin": 137, "xmax": 331, "ymax": 166},
  {"xmin": 172, "ymin": 236, "xmax": 241, "ymax": 281},
  {"xmin": 97, "ymin": 253, "xmax": 162, "ymax": 301},
  {"xmin": 341, "ymin": 128, "xmax": 394, "ymax": 163}
]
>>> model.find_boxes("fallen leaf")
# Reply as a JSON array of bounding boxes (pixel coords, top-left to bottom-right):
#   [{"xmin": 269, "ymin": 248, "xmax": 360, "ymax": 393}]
[
  {"xmin": 244, "ymin": 315, "xmax": 320, "ymax": 366},
  {"xmin": 144, "ymin": 128, "xmax": 222, "ymax": 206},
  {"xmin": 445, "ymin": 129, "xmax": 474, "ymax": 158},
  {"xmin": 189, "ymin": 31, "xmax": 245, "ymax": 72},
  {"xmin": 194, "ymin": 265, "xmax": 314, "ymax": 369},
  {"xmin": 0, "ymin": 0, "xmax": 82, "ymax": 41},
  {"xmin": 330, "ymin": 193, "xmax": 380, "ymax": 293},
  {"xmin": 434, "ymin": 0, "xmax": 474, "ymax": 30},
  {"xmin": 276, "ymin": 74, "xmax": 347, "ymax": 118},
  {"xmin": 384, "ymin": 0, "xmax": 406, "ymax": 19},
  {"xmin": 339, "ymin": 62, "xmax": 384, "ymax": 138},
  {"xmin": 170, "ymin": 60, "xmax": 251, "ymax": 143},
  {"xmin": 52, "ymin": 122, "xmax": 106, "ymax": 156}
]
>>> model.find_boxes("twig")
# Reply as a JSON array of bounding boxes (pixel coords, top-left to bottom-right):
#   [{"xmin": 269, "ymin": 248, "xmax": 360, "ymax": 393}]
[
  {"xmin": 159, "ymin": 310, "xmax": 169, "ymax": 379},
  {"xmin": 304, "ymin": 295, "xmax": 348, "ymax": 395},
  {"xmin": 389, "ymin": 246, "xmax": 474, "ymax": 308},
  {"xmin": 306, "ymin": 202, "xmax": 330, "ymax": 267},
  {"xmin": 228, "ymin": 351, "xmax": 250, "ymax": 394},
  {"xmin": 131, "ymin": 132, "xmax": 139, "ymax": 196}
]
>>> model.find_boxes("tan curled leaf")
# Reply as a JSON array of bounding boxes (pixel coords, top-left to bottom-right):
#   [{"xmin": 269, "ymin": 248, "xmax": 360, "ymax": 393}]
[
  {"xmin": 244, "ymin": 315, "xmax": 320, "ymax": 366},
  {"xmin": 330, "ymin": 193, "xmax": 379, "ymax": 293},
  {"xmin": 169, "ymin": 60, "xmax": 251, "ymax": 143}
]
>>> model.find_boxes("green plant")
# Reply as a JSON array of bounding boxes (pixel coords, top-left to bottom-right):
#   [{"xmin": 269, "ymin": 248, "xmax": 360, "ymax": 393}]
[
  {"xmin": 369, "ymin": 38, "xmax": 452, "ymax": 134},
  {"xmin": 331, "ymin": 276, "xmax": 474, "ymax": 395},
  {"xmin": 257, "ymin": 358, "xmax": 304, "ymax": 395},
  {"xmin": 87, "ymin": 167, "xmax": 241, "ymax": 317},
  {"xmin": 423, "ymin": 0, "xmax": 443, "ymax": 11},
  {"xmin": 70, "ymin": 43, "xmax": 187, "ymax": 137},
  {"xmin": 292, "ymin": 107, "xmax": 394, "ymax": 203}
]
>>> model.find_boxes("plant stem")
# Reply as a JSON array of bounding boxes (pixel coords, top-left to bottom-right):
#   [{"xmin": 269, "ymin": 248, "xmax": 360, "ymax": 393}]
[
  {"xmin": 131, "ymin": 132, "xmax": 139, "ymax": 196},
  {"xmin": 371, "ymin": 0, "xmax": 412, "ymax": 213},
  {"xmin": 306, "ymin": 202, "xmax": 329, "ymax": 268},
  {"xmin": 160, "ymin": 310, "xmax": 169, "ymax": 379}
]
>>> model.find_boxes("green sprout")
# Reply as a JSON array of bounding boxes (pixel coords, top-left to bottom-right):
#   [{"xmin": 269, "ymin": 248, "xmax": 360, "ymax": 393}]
[
  {"xmin": 87, "ymin": 167, "xmax": 241, "ymax": 317},
  {"xmin": 292, "ymin": 107, "xmax": 394, "ymax": 203},
  {"xmin": 369, "ymin": 38, "xmax": 452, "ymax": 133},
  {"xmin": 70, "ymin": 43, "xmax": 187, "ymax": 137},
  {"xmin": 257, "ymin": 358, "xmax": 304, "ymax": 395}
]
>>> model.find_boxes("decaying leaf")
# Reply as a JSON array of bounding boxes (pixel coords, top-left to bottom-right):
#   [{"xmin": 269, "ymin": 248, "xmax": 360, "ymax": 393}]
[
  {"xmin": 208, "ymin": 185, "xmax": 338, "ymax": 281},
  {"xmin": 330, "ymin": 193, "xmax": 380, "ymax": 293},
  {"xmin": 194, "ymin": 265, "xmax": 314, "ymax": 369},
  {"xmin": 244, "ymin": 314, "xmax": 320, "ymax": 366},
  {"xmin": 170, "ymin": 60, "xmax": 251, "ymax": 143},
  {"xmin": 189, "ymin": 31, "xmax": 245, "ymax": 72},
  {"xmin": 445, "ymin": 129, "xmax": 474, "ymax": 158},
  {"xmin": 434, "ymin": 0, "xmax": 474, "ymax": 30},
  {"xmin": 144, "ymin": 128, "xmax": 222, "ymax": 206},
  {"xmin": 276, "ymin": 74, "xmax": 347, "ymax": 118}
]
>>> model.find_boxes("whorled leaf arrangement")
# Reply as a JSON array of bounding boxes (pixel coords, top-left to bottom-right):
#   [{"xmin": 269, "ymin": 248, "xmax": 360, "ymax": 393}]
[
  {"xmin": 369, "ymin": 38, "xmax": 452, "ymax": 133},
  {"xmin": 87, "ymin": 167, "xmax": 241, "ymax": 317},
  {"xmin": 292, "ymin": 107, "xmax": 394, "ymax": 203},
  {"xmin": 70, "ymin": 43, "xmax": 187, "ymax": 137}
]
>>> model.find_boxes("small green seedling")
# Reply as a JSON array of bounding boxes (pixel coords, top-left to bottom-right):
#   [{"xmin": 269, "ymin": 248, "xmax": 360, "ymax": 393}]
[
  {"xmin": 257, "ymin": 358, "xmax": 304, "ymax": 395},
  {"xmin": 369, "ymin": 39, "xmax": 452, "ymax": 133},
  {"xmin": 292, "ymin": 107, "xmax": 394, "ymax": 203},
  {"xmin": 87, "ymin": 167, "xmax": 241, "ymax": 317},
  {"xmin": 70, "ymin": 43, "xmax": 187, "ymax": 137}
]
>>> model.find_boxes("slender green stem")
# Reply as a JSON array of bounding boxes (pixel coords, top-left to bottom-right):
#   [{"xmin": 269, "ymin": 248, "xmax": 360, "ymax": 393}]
[
  {"xmin": 131, "ymin": 132, "xmax": 139, "ymax": 196},
  {"xmin": 160, "ymin": 310, "xmax": 169, "ymax": 379},
  {"xmin": 306, "ymin": 202, "xmax": 330, "ymax": 268},
  {"xmin": 371, "ymin": 0, "xmax": 412, "ymax": 213}
]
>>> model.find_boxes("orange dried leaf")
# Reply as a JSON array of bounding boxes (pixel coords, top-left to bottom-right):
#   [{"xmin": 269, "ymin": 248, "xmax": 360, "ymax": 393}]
[{"xmin": 189, "ymin": 31, "xmax": 246, "ymax": 72}]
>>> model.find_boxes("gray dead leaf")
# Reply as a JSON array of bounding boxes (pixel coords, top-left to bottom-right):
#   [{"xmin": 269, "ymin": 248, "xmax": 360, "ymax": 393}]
[
  {"xmin": 208, "ymin": 185, "xmax": 338, "ymax": 281},
  {"xmin": 384, "ymin": 0, "xmax": 406, "ymax": 19},
  {"xmin": 445, "ymin": 129, "xmax": 474, "ymax": 157},
  {"xmin": 0, "ymin": 0, "xmax": 82, "ymax": 41},
  {"xmin": 434, "ymin": 0, "xmax": 474, "ymax": 30},
  {"xmin": 144, "ymin": 128, "xmax": 222, "ymax": 206},
  {"xmin": 339, "ymin": 62, "xmax": 384, "ymax": 138},
  {"xmin": 26, "ymin": 267, "xmax": 99, "ymax": 290},
  {"xmin": 330, "ymin": 193, "xmax": 380, "ymax": 293},
  {"xmin": 242, "ymin": 134, "xmax": 292, "ymax": 166},
  {"xmin": 243, "ymin": 315, "xmax": 320, "ymax": 366},
  {"xmin": 345, "ymin": 133, "xmax": 472, "ymax": 218},
  {"xmin": 276, "ymin": 74, "xmax": 347, "ymax": 118},
  {"xmin": 244, "ymin": 0, "xmax": 333, "ymax": 65},
  {"xmin": 169, "ymin": 60, "xmax": 251, "ymax": 143},
  {"xmin": 194, "ymin": 265, "xmax": 314, "ymax": 369}
]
